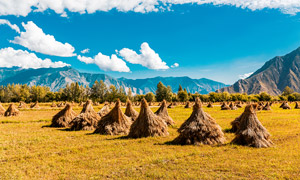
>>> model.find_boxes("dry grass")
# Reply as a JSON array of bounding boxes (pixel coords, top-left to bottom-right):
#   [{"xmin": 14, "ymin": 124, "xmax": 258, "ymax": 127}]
[{"xmin": 0, "ymin": 103, "xmax": 299, "ymax": 179}]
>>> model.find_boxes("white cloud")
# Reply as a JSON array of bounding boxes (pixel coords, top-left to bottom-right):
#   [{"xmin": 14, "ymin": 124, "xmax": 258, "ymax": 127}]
[
  {"xmin": 77, "ymin": 54, "xmax": 130, "ymax": 72},
  {"xmin": 171, "ymin": 63, "xmax": 179, "ymax": 68},
  {"xmin": 239, "ymin": 72, "xmax": 253, "ymax": 79},
  {"xmin": 0, "ymin": 47, "xmax": 70, "ymax": 69},
  {"xmin": 0, "ymin": 19, "xmax": 20, "ymax": 33},
  {"xmin": 0, "ymin": 0, "xmax": 300, "ymax": 16},
  {"xmin": 81, "ymin": 48, "xmax": 90, "ymax": 54},
  {"xmin": 11, "ymin": 21, "xmax": 76, "ymax": 57},
  {"xmin": 119, "ymin": 42, "xmax": 169, "ymax": 70}
]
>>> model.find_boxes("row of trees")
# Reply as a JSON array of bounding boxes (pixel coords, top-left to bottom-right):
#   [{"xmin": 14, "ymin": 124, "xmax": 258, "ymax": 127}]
[{"xmin": 0, "ymin": 81, "xmax": 298, "ymax": 103}]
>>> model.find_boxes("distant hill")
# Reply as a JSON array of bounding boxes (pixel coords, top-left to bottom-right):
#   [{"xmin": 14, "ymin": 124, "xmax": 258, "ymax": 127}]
[
  {"xmin": 217, "ymin": 47, "xmax": 300, "ymax": 95},
  {"xmin": 0, "ymin": 66, "xmax": 227, "ymax": 94}
]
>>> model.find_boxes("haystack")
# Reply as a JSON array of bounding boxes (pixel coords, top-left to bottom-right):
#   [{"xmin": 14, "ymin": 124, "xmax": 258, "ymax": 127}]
[
  {"xmin": 263, "ymin": 102, "xmax": 272, "ymax": 111},
  {"xmin": 184, "ymin": 101, "xmax": 191, "ymax": 108},
  {"xmin": 4, "ymin": 104, "xmax": 20, "ymax": 117},
  {"xmin": 231, "ymin": 104, "xmax": 273, "ymax": 148},
  {"xmin": 57, "ymin": 102, "xmax": 64, "ymax": 107},
  {"xmin": 30, "ymin": 101, "xmax": 40, "ymax": 109},
  {"xmin": 128, "ymin": 99, "xmax": 169, "ymax": 138},
  {"xmin": 94, "ymin": 100, "xmax": 132, "ymax": 135},
  {"xmin": 221, "ymin": 102, "xmax": 230, "ymax": 110},
  {"xmin": 281, "ymin": 102, "xmax": 291, "ymax": 109},
  {"xmin": 155, "ymin": 100, "xmax": 175, "ymax": 126},
  {"xmin": 229, "ymin": 102, "xmax": 238, "ymax": 110},
  {"xmin": 279, "ymin": 102, "xmax": 284, "ymax": 108},
  {"xmin": 98, "ymin": 104, "xmax": 110, "ymax": 118},
  {"xmin": 172, "ymin": 97, "xmax": 225, "ymax": 145},
  {"xmin": 207, "ymin": 102, "xmax": 213, "ymax": 108},
  {"xmin": 69, "ymin": 100, "xmax": 101, "ymax": 131},
  {"xmin": 51, "ymin": 102, "xmax": 57, "ymax": 108},
  {"xmin": 167, "ymin": 103, "xmax": 174, "ymax": 109},
  {"xmin": 50, "ymin": 103, "xmax": 77, "ymax": 127},
  {"xmin": 124, "ymin": 99, "xmax": 139, "ymax": 121},
  {"xmin": 295, "ymin": 102, "xmax": 300, "ymax": 109},
  {"xmin": 236, "ymin": 101, "xmax": 243, "ymax": 108},
  {"xmin": 0, "ymin": 103, "xmax": 6, "ymax": 116},
  {"xmin": 18, "ymin": 101, "xmax": 27, "ymax": 108}
]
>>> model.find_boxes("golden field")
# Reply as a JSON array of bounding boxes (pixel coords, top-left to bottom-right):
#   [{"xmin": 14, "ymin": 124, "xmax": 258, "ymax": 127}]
[{"xmin": 0, "ymin": 103, "xmax": 299, "ymax": 179}]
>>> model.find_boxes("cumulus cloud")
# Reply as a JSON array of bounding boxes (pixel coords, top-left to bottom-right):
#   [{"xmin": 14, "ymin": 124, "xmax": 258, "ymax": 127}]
[
  {"xmin": 81, "ymin": 48, "xmax": 90, "ymax": 54},
  {"xmin": 119, "ymin": 42, "xmax": 169, "ymax": 70},
  {"xmin": 0, "ymin": 19, "xmax": 20, "ymax": 33},
  {"xmin": 77, "ymin": 54, "xmax": 130, "ymax": 72},
  {"xmin": 0, "ymin": 0, "xmax": 300, "ymax": 16},
  {"xmin": 0, "ymin": 47, "xmax": 70, "ymax": 69},
  {"xmin": 11, "ymin": 21, "xmax": 76, "ymax": 57},
  {"xmin": 171, "ymin": 63, "xmax": 179, "ymax": 68},
  {"xmin": 239, "ymin": 72, "xmax": 253, "ymax": 79}
]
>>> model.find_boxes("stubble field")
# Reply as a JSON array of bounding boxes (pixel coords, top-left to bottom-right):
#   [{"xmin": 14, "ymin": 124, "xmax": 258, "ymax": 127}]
[{"xmin": 0, "ymin": 103, "xmax": 299, "ymax": 179}]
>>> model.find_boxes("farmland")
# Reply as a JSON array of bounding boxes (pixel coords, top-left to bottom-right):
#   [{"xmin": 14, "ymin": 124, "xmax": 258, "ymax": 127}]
[{"xmin": 0, "ymin": 103, "xmax": 299, "ymax": 179}]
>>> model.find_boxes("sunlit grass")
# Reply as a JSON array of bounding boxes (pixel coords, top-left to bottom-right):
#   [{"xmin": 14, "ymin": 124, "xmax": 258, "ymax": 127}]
[{"xmin": 0, "ymin": 103, "xmax": 299, "ymax": 179}]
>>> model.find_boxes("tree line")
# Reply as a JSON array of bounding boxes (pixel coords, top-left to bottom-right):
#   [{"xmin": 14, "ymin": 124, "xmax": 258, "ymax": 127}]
[{"xmin": 0, "ymin": 81, "xmax": 298, "ymax": 103}]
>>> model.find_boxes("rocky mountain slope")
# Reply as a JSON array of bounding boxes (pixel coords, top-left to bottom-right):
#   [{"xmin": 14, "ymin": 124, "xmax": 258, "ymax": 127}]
[{"xmin": 217, "ymin": 47, "xmax": 300, "ymax": 95}]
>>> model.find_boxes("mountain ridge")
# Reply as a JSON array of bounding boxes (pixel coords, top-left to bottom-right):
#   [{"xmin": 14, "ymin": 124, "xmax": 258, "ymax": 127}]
[
  {"xmin": 217, "ymin": 47, "xmax": 300, "ymax": 95},
  {"xmin": 0, "ymin": 66, "xmax": 228, "ymax": 94}
]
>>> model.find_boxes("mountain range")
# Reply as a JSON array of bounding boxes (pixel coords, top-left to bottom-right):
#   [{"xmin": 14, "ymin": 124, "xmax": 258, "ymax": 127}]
[
  {"xmin": 218, "ymin": 47, "xmax": 300, "ymax": 95},
  {"xmin": 0, "ymin": 66, "xmax": 228, "ymax": 94}
]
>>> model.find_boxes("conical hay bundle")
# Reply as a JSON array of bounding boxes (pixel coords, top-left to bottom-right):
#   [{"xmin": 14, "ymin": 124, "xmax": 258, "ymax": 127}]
[
  {"xmin": 231, "ymin": 104, "xmax": 273, "ymax": 148},
  {"xmin": 0, "ymin": 103, "xmax": 6, "ymax": 116},
  {"xmin": 4, "ymin": 104, "xmax": 20, "ymax": 117},
  {"xmin": 94, "ymin": 100, "xmax": 132, "ymax": 135},
  {"xmin": 124, "ymin": 99, "xmax": 139, "ymax": 121},
  {"xmin": 221, "ymin": 102, "xmax": 230, "ymax": 110},
  {"xmin": 57, "ymin": 102, "xmax": 65, "ymax": 107},
  {"xmin": 18, "ymin": 101, "xmax": 27, "ymax": 108},
  {"xmin": 229, "ymin": 102, "xmax": 238, "ymax": 110},
  {"xmin": 279, "ymin": 102, "xmax": 285, "ymax": 108},
  {"xmin": 98, "ymin": 104, "xmax": 110, "ymax": 118},
  {"xmin": 221, "ymin": 102, "xmax": 226, "ymax": 108},
  {"xmin": 128, "ymin": 99, "xmax": 169, "ymax": 138},
  {"xmin": 207, "ymin": 102, "xmax": 213, "ymax": 108},
  {"xmin": 294, "ymin": 102, "xmax": 300, "ymax": 109},
  {"xmin": 167, "ymin": 103, "xmax": 174, "ymax": 109},
  {"xmin": 172, "ymin": 97, "xmax": 225, "ymax": 145},
  {"xmin": 155, "ymin": 100, "xmax": 174, "ymax": 126},
  {"xmin": 50, "ymin": 103, "xmax": 77, "ymax": 127},
  {"xmin": 184, "ymin": 101, "xmax": 191, "ymax": 108},
  {"xmin": 236, "ymin": 102, "xmax": 243, "ymax": 108},
  {"xmin": 30, "ymin": 101, "xmax": 40, "ymax": 109},
  {"xmin": 281, "ymin": 102, "xmax": 291, "ymax": 109},
  {"xmin": 263, "ymin": 102, "xmax": 272, "ymax": 111},
  {"xmin": 51, "ymin": 102, "xmax": 57, "ymax": 107},
  {"xmin": 70, "ymin": 100, "xmax": 101, "ymax": 131}
]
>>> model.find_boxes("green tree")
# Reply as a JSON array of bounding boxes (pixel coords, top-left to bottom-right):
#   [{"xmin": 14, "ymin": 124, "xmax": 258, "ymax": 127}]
[
  {"xmin": 177, "ymin": 90, "xmax": 188, "ymax": 102},
  {"xmin": 282, "ymin": 86, "xmax": 294, "ymax": 96},
  {"xmin": 145, "ymin": 92, "xmax": 155, "ymax": 102},
  {"xmin": 155, "ymin": 82, "xmax": 172, "ymax": 102},
  {"xmin": 178, "ymin": 85, "xmax": 183, "ymax": 92}
]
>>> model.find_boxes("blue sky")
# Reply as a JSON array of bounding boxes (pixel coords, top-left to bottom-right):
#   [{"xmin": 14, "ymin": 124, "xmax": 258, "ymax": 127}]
[{"xmin": 1, "ymin": 1, "xmax": 300, "ymax": 84}]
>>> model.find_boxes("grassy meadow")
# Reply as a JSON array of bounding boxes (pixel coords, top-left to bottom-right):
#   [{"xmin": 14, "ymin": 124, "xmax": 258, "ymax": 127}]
[{"xmin": 0, "ymin": 102, "xmax": 299, "ymax": 179}]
